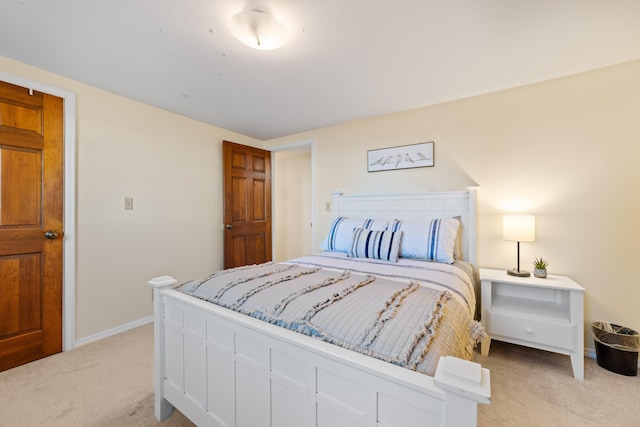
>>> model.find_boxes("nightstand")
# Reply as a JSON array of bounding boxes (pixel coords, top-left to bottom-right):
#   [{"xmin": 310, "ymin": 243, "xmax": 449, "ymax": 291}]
[{"xmin": 479, "ymin": 268, "xmax": 585, "ymax": 380}]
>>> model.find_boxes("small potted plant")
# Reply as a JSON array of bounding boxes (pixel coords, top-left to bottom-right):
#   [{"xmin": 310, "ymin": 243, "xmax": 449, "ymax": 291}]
[{"xmin": 533, "ymin": 257, "xmax": 549, "ymax": 278}]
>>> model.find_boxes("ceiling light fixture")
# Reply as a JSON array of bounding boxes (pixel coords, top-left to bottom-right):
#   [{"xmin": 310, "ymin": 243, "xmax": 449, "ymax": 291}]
[{"xmin": 229, "ymin": 10, "xmax": 288, "ymax": 51}]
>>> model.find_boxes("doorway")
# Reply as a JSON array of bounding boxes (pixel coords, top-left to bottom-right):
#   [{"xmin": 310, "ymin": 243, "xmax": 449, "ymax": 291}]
[
  {"xmin": 273, "ymin": 143, "xmax": 314, "ymax": 261},
  {"xmin": 223, "ymin": 140, "xmax": 272, "ymax": 268},
  {"xmin": 0, "ymin": 72, "xmax": 77, "ymax": 354},
  {"xmin": 0, "ymin": 81, "xmax": 63, "ymax": 371}
]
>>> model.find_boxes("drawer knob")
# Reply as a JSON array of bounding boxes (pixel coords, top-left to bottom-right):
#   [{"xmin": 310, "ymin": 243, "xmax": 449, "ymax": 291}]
[{"xmin": 525, "ymin": 327, "xmax": 533, "ymax": 334}]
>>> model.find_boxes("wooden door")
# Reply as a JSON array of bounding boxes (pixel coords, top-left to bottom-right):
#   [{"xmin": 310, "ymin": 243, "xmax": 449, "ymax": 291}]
[
  {"xmin": 0, "ymin": 81, "xmax": 64, "ymax": 372},
  {"xmin": 223, "ymin": 141, "xmax": 272, "ymax": 269}
]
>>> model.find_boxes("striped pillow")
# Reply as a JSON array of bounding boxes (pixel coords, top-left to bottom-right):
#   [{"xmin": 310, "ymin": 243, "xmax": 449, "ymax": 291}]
[
  {"xmin": 320, "ymin": 217, "xmax": 388, "ymax": 252},
  {"xmin": 387, "ymin": 217, "xmax": 460, "ymax": 264},
  {"xmin": 348, "ymin": 228, "xmax": 403, "ymax": 262}
]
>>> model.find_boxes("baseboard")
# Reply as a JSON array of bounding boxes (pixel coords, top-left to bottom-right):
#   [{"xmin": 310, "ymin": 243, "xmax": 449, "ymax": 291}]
[
  {"xmin": 73, "ymin": 322, "xmax": 640, "ymax": 369},
  {"xmin": 74, "ymin": 315, "xmax": 154, "ymax": 348},
  {"xmin": 584, "ymin": 348, "xmax": 596, "ymax": 360}
]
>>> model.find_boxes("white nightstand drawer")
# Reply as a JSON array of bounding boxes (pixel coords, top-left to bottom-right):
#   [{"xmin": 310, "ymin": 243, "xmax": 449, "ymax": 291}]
[{"xmin": 488, "ymin": 311, "xmax": 574, "ymax": 351}]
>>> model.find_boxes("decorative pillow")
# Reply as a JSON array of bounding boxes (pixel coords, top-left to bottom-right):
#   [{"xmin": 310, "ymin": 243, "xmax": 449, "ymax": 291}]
[
  {"xmin": 387, "ymin": 217, "xmax": 460, "ymax": 264},
  {"xmin": 320, "ymin": 217, "xmax": 388, "ymax": 252},
  {"xmin": 348, "ymin": 228, "xmax": 403, "ymax": 263}
]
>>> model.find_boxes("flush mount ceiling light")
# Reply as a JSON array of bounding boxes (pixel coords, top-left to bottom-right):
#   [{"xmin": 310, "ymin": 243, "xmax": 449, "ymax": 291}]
[{"xmin": 229, "ymin": 10, "xmax": 288, "ymax": 50}]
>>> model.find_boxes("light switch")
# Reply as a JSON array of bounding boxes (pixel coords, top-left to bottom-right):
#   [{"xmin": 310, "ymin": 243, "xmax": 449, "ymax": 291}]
[
  {"xmin": 124, "ymin": 197, "xmax": 134, "ymax": 210},
  {"xmin": 325, "ymin": 201, "xmax": 331, "ymax": 212}
]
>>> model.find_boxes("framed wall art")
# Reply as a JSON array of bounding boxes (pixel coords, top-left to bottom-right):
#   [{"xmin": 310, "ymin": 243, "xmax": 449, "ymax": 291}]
[{"xmin": 367, "ymin": 141, "xmax": 434, "ymax": 172}]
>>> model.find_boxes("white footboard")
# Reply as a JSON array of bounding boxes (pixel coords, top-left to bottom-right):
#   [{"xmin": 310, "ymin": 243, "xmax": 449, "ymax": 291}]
[{"xmin": 149, "ymin": 276, "xmax": 490, "ymax": 427}]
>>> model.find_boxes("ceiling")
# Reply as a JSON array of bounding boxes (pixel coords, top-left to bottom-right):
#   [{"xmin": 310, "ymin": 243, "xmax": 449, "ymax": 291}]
[{"xmin": 1, "ymin": 1, "xmax": 639, "ymax": 141}]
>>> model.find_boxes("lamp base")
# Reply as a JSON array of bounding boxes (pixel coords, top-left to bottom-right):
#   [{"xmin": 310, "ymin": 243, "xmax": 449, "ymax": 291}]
[{"xmin": 507, "ymin": 268, "xmax": 530, "ymax": 277}]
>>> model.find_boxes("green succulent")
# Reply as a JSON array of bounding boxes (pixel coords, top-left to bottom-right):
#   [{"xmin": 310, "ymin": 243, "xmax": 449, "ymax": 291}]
[{"xmin": 533, "ymin": 257, "xmax": 549, "ymax": 269}]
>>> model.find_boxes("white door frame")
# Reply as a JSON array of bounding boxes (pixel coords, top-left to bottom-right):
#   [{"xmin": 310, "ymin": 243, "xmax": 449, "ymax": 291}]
[
  {"xmin": 0, "ymin": 71, "xmax": 77, "ymax": 351},
  {"xmin": 270, "ymin": 139, "xmax": 316, "ymax": 256}
]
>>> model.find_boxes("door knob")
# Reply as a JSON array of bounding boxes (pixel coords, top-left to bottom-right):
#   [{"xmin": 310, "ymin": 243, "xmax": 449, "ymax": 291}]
[
  {"xmin": 225, "ymin": 224, "xmax": 233, "ymax": 229},
  {"xmin": 44, "ymin": 230, "xmax": 60, "ymax": 239}
]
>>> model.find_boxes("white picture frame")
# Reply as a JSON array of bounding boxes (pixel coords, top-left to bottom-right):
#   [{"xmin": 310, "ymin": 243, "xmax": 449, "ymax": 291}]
[{"xmin": 367, "ymin": 141, "xmax": 434, "ymax": 172}]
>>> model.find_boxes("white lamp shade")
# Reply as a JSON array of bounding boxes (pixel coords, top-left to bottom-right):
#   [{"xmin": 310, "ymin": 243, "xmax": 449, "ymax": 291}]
[
  {"xmin": 230, "ymin": 10, "xmax": 288, "ymax": 50},
  {"xmin": 503, "ymin": 214, "xmax": 535, "ymax": 242}
]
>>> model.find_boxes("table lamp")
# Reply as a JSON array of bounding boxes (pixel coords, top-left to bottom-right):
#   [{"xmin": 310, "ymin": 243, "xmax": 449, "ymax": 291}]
[{"xmin": 503, "ymin": 214, "xmax": 535, "ymax": 277}]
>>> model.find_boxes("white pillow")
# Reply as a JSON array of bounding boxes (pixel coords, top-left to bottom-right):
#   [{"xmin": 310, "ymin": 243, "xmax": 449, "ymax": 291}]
[
  {"xmin": 320, "ymin": 217, "xmax": 388, "ymax": 252},
  {"xmin": 347, "ymin": 228, "xmax": 403, "ymax": 262},
  {"xmin": 387, "ymin": 217, "xmax": 460, "ymax": 264}
]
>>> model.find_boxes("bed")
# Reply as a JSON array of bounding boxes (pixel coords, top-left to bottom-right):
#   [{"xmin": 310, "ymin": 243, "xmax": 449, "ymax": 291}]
[{"xmin": 148, "ymin": 188, "xmax": 490, "ymax": 426}]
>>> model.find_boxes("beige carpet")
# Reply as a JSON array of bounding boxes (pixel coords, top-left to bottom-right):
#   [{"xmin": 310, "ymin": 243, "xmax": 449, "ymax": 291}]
[
  {"xmin": 1, "ymin": 323, "xmax": 638, "ymax": 426},
  {"xmin": 0, "ymin": 324, "xmax": 193, "ymax": 427},
  {"xmin": 476, "ymin": 341, "xmax": 639, "ymax": 426}
]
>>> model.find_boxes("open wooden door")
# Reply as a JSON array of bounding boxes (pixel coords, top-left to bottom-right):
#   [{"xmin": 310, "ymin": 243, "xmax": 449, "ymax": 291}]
[
  {"xmin": 0, "ymin": 81, "xmax": 64, "ymax": 371},
  {"xmin": 223, "ymin": 141, "xmax": 272, "ymax": 269}
]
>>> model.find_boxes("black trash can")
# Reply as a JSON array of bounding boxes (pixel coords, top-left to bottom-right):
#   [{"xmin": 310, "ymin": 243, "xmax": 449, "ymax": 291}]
[{"xmin": 591, "ymin": 322, "xmax": 639, "ymax": 376}]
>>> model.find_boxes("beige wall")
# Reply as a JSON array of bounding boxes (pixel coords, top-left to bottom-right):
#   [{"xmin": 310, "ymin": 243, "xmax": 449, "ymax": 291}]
[
  {"xmin": 267, "ymin": 59, "xmax": 640, "ymax": 351},
  {"xmin": 3, "ymin": 54, "xmax": 638, "ymax": 352},
  {"xmin": 274, "ymin": 147, "xmax": 312, "ymax": 261},
  {"xmin": 0, "ymin": 56, "xmax": 262, "ymax": 341}
]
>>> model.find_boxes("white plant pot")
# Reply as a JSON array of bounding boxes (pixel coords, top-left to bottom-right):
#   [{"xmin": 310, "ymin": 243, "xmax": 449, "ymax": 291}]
[{"xmin": 534, "ymin": 268, "xmax": 547, "ymax": 278}]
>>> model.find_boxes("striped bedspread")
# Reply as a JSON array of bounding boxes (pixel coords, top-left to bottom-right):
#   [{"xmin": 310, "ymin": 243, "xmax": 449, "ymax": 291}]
[{"xmin": 178, "ymin": 252, "xmax": 484, "ymax": 376}]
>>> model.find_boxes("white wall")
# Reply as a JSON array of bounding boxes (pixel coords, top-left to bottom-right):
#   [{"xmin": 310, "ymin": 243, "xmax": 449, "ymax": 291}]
[
  {"xmin": 0, "ymin": 56, "xmax": 263, "ymax": 341},
  {"xmin": 267, "ymin": 59, "xmax": 640, "ymax": 352}
]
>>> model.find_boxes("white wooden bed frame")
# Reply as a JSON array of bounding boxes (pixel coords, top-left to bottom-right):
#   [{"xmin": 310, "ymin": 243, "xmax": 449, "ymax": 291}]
[{"xmin": 149, "ymin": 188, "xmax": 490, "ymax": 427}]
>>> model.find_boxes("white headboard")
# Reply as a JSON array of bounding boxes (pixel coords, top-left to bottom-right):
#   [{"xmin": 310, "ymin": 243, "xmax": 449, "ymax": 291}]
[{"xmin": 333, "ymin": 188, "xmax": 478, "ymax": 265}]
